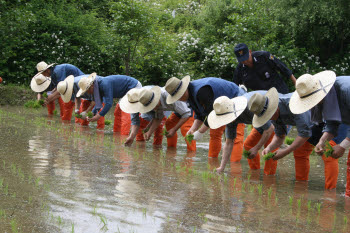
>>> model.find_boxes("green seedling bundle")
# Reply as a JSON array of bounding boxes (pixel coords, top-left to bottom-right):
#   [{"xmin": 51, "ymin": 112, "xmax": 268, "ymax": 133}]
[
  {"xmin": 104, "ymin": 120, "xmax": 112, "ymax": 125},
  {"xmin": 285, "ymin": 136, "xmax": 295, "ymax": 145},
  {"xmin": 162, "ymin": 128, "xmax": 168, "ymax": 136},
  {"xmin": 24, "ymin": 100, "xmax": 42, "ymax": 109},
  {"xmin": 324, "ymin": 141, "xmax": 334, "ymax": 157},
  {"xmin": 75, "ymin": 113, "xmax": 82, "ymax": 118},
  {"xmin": 185, "ymin": 134, "xmax": 194, "ymax": 143},
  {"xmin": 42, "ymin": 92, "xmax": 48, "ymax": 98},
  {"xmin": 142, "ymin": 128, "xmax": 149, "ymax": 134},
  {"xmin": 263, "ymin": 152, "xmax": 275, "ymax": 161},
  {"xmin": 87, "ymin": 112, "xmax": 93, "ymax": 118},
  {"xmin": 243, "ymin": 149, "xmax": 250, "ymax": 158}
]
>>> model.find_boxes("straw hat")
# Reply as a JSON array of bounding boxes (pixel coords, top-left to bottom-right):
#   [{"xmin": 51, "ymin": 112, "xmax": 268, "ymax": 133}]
[
  {"xmin": 30, "ymin": 74, "xmax": 51, "ymax": 93},
  {"xmin": 289, "ymin": 70, "xmax": 336, "ymax": 114},
  {"xmin": 165, "ymin": 75, "xmax": 190, "ymax": 104},
  {"xmin": 57, "ymin": 75, "xmax": 74, "ymax": 103},
  {"xmin": 119, "ymin": 88, "xmax": 143, "ymax": 114},
  {"xmin": 248, "ymin": 87, "xmax": 279, "ymax": 128},
  {"xmin": 33, "ymin": 61, "xmax": 55, "ymax": 78},
  {"xmin": 76, "ymin": 73, "xmax": 97, "ymax": 98},
  {"xmin": 137, "ymin": 86, "xmax": 162, "ymax": 113},
  {"xmin": 208, "ymin": 96, "xmax": 247, "ymax": 129}
]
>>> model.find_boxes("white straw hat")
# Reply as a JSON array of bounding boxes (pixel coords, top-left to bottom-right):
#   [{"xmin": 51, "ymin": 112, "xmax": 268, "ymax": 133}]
[
  {"xmin": 119, "ymin": 88, "xmax": 143, "ymax": 114},
  {"xmin": 289, "ymin": 70, "xmax": 336, "ymax": 114},
  {"xmin": 248, "ymin": 87, "xmax": 279, "ymax": 128},
  {"xmin": 30, "ymin": 74, "xmax": 51, "ymax": 93},
  {"xmin": 33, "ymin": 61, "xmax": 55, "ymax": 78},
  {"xmin": 76, "ymin": 73, "xmax": 97, "ymax": 98},
  {"xmin": 138, "ymin": 86, "xmax": 162, "ymax": 113},
  {"xmin": 57, "ymin": 75, "xmax": 74, "ymax": 103},
  {"xmin": 165, "ymin": 75, "xmax": 190, "ymax": 104},
  {"xmin": 208, "ymin": 96, "xmax": 247, "ymax": 129}
]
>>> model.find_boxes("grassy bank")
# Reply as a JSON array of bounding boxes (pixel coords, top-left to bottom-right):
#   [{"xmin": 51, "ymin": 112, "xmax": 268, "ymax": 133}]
[{"xmin": 0, "ymin": 85, "xmax": 36, "ymax": 106}]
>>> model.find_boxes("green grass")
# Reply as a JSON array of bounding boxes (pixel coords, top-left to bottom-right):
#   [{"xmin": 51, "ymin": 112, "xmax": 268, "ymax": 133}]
[
  {"xmin": 263, "ymin": 152, "xmax": 275, "ymax": 161},
  {"xmin": 185, "ymin": 134, "xmax": 194, "ymax": 143},
  {"xmin": 324, "ymin": 141, "xmax": 334, "ymax": 157}
]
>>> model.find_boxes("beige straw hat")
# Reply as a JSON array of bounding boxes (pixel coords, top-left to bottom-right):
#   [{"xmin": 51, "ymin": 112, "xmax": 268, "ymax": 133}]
[
  {"xmin": 30, "ymin": 74, "xmax": 51, "ymax": 93},
  {"xmin": 137, "ymin": 86, "xmax": 162, "ymax": 113},
  {"xmin": 165, "ymin": 75, "xmax": 190, "ymax": 104},
  {"xmin": 289, "ymin": 70, "xmax": 336, "ymax": 114},
  {"xmin": 248, "ymin": 87, "xmax": 279, "ymax": 128},
  {"xmin": 33, "ymin": 61, "xmax": 55, "ymax": 78},
  {"xmin": 76, "ymin": 73, "xmax": 97, "ymax": 98},
  {"xmin": 208, "ymin": 96, "xmax": 247, "ymax": 129},
  {"xmin": 57, "ymin": 75, "xmax": 74, "ymax": 103},
  {"xmin": 119, "ymin": 88, "xmax": 143, "ymax": 114}
]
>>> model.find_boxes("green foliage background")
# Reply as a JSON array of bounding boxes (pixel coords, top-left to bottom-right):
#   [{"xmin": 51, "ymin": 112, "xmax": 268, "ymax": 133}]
[{"xmin": 1, "ymin": 0, "xmax": 349, "ymax": 88}]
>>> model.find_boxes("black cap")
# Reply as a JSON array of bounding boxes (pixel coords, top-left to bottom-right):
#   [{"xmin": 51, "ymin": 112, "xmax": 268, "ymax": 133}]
[{"xmin": 234, "ymin": 43, "xmax": 249, "ymax": 63}]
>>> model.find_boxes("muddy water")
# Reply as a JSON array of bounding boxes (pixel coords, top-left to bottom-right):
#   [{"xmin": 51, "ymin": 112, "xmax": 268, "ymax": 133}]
[{"xmin": 1, "ymin": 106, "xmax": 350, "ymax": 233}]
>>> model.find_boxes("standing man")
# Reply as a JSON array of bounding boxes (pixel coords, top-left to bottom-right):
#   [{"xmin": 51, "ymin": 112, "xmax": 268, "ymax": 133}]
[
  {"xmin": 164, "ymin": 76, "xmax": 245, "ymax": 158},
  {"xmin": 31, "ymin": 61, "xmax": 84, "ymax": 120},
  {"xmin": 76, "ymin": 73, "xmax": 142, "ymax": 145},
  {"xmin": 233, "ymin": 43, "xmax": 296, "ymax": 166}
]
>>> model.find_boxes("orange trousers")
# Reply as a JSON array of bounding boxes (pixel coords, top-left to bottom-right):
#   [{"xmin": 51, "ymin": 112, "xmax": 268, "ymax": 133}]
[
  {"xmin": 165, "ymin": 113, "xmax": 196, "ymax": 151},
  {"xmin": 47, "ymin": 97, "xmax": 74, "ymax": 121},
  {"xmin": 113, "ymin": 103, "xmax": 131, "ymax": 135},
  {"xmin": 346, "ymin": 151, "xmax": 350, "ymax": 197},
  {"xmin": 77, "ymin": 99, "xmax": 105, "ymax": 129},
  {"xmin": 47, "ymin": 97, "xmax": 64, "ymax": 117},
  {"xmin": 294, "ymin": 140, "xmax": 338, "ymax": 189},
  {"xmin": 243, "ymin": 128, "xmax": 277, "ymax": 175},
  {"xmin": 136, "ymin": 116, "xmax": 165, "ymax": 145},
  {"xmin": 230, "ymin": 123, "xmax": 245, "ymax": 162}
]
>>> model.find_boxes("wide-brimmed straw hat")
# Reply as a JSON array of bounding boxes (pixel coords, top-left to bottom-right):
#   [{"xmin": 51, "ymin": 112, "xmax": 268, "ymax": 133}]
[
  {"xmin": 208, "ymin": 96, "xmax": 247, "ymax": 129},
  {"xmin": 33, "ymin": 61, "xmax": 55, "ymax": 78},
  {"xmin": 248, "ymin": 87, "xmax": 279, "ymax": 128},
  {"xmin": 119, "ymin": 88, "xmax": 143, "ymax": 114},
  {"xmin": 289, "ymin": 70, "xmax": 336, "ymax": 114},
  {"xmin": 165, "ymin": 75, "xmax": 190, "ymax": 104},
  {"xmin": 30, "ymin": 74, "xmax": 51, "ymax": 93},
  {"xmin": 138, "ymin": 86, "xmax": 162, "ymax": 113},
  {"xmin": 57, "ymin": 75, "xmax": 74, "ymax": 103},
  {"xmin": 76, "ymin": 73, "xmax": 97, "ymax": 98}
]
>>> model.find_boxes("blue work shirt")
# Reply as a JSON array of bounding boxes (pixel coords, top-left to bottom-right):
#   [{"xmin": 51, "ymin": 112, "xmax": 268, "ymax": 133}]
[
  {"xmin": 273, "ymin": 93, "xmax": 312, "ymax": 138},
  {"xmin": 226, "ymin": 91, "xmax": 271, "ymax": 140},
  {"xmin": 48, "ymin": 64, "xmax": 84, "ymax": 90},
  {"xmin": 94, "ymin": 75, "xmax": 139, "ymax": 117},
  {"xmin": 323, "ymin": 76, "xmax": 350, "ymax": 138}
]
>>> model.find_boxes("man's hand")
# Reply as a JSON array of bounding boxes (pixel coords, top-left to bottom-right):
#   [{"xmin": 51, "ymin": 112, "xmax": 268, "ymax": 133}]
[
  {"xmin": 272, "ymin": 149, "xmax": 289, "ymax": 160},
  {"xmin": 315, "ymin": 141, "xmax": 325, "ymax": 155},
  {"xmin": 81, "ymin": 111, "xmax": 88, "ymax": 120},
  {"xmin": 166, "ymin": 128, "xmax": 176, "ymax": 138},
  {"xmin": 262, "ymin": 147, "xmax": 271, "ymax": 156},
  {"xmin": 216, "ymin": 166, "xmax": 224, "ymax": 174},
  {"xmin": 124, "ymin": 136, "xmax": 134, "ymax": 146},
  {"xmin": 193, "ymin": 131, "xmax": 204, "ymax": 141},
  {"xmin": 330, "ymin": 145, "xmax": 345, "ymax": 159},
  {"xmin": 186, "ymin": 129, "xmax": 195, "ymax": 136},
  {"xmin": 87, "ymin": 113, "xmax": 101, "ymax": 122},
  {"xmin": 75, "ymin": 109, "xmax": 80, "ymax": 114},
  {"xmin": 144, "ymin": 132, "xmax": 151, "ymax": 141},
  {"xmin": 248, "ymin": 147, "xmax": 259, "ymax": 159}
]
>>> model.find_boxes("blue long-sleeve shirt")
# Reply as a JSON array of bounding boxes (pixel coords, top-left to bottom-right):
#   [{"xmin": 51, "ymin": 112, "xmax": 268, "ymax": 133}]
[{"xmin": 49, "ymin": 64, "xmax": 84, "ymax": 90}]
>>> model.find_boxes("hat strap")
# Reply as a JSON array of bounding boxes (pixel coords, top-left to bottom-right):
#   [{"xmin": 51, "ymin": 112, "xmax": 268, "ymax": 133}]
[
  {"xmin": 171, "ymin": 81, "xmax": 183, "ymax": 96},
  {"xmin": 257, "ymin": 98, "xmax": 269, "ymax": 117},
  {"xmin": 36, "ymin": 77, "xmax": 48, "ymax": 85},
  {"xmin": 143, "ymin": 93, "xmax": 155, "ymax": 106},
  {"xmin": 300, "ymin": 80, "xmax": 332, "ymax": 99},
  {"xmin": 217, "ymin": 111, "xmax": 234, "ymax": 116},
  {"xmin": 62, "ymin": 82, "xmax": 69, "ymax": 95}
]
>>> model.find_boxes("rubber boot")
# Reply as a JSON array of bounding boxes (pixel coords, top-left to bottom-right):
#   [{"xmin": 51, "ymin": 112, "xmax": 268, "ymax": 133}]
[
  {"xmin": 346, "ymin": 151, "xmax": 350, "ymax": 197},
  {"xmin": 208, "ymin": 126, "xmax": 225, "ymax": 158},
  {"xmin": 230, "ymin": 123, "xmax": 245, "ymax": 162},
  {"xmin": 322, "ymin": 140, "xmax": 338, "ymax": 189},
  {"xmin": 293, "ymin": 141, "xmax": 313, "ymax": 181}
]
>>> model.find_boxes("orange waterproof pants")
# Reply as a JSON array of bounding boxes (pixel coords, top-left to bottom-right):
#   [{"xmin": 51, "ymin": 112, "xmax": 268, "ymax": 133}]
[
  {"xmin": 165, "ymin": 113, "xmax": 196, "ymax": 151},
  {"xmin": 346, "ymin": 151, "xmax": 350, "ymax": 197},
  {"xmin": 78, "ymin": 100, "xmax": 105, "ymax": 129},
  {"xmin": 47, "ymin": 101, "xmax": 55, "ymax": 115},
  {"xmin": 230, "ymin": 123, "xmax": 245, "ymax": 162},
  {"xmin": 243, "ymin": 128, "xmax": 277, "ymax": 175},
  {"xmin": 208, "ymin": 126, "xmax": 225, "ymax": 158},
  {"xmin": 59, "ymin": 97, "xmax": 74, "ymax": 121},
  {"xmin": 136, "ymin": 116, "xmax": 165, "ymax": 145},
  {"xmin": 113, "ymin": 103, "xmax": 131, "ymax": 135},
  {"xmin": 321, "ymin": 140, "xmax": 338, "ymax": 189}
]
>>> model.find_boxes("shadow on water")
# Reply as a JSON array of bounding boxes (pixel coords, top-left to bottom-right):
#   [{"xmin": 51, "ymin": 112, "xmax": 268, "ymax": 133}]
[{"xmin": 1, "ymin": 106, "xmax": 350, "ymax": 232}]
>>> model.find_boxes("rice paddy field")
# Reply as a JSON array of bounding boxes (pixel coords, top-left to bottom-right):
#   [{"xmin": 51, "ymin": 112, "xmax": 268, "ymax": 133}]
[{"xmin": 1, "ymin": 106, "xmax": 350, "ymax": 233}]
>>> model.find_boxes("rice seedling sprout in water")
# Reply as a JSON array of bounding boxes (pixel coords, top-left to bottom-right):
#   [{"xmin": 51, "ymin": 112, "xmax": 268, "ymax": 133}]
[
  {"xmin": 185, "ymin": 134, "xmax": 194, "ymax": 143},
  {"xmin": 104, "ymin": 120, "xmax": 112, "ymax": 125},
  {"xmin": 324, "ymin": 141, "xmax": 334, "ymax": 157},
  {"xmin": 243, "ymin": 149, "xmax": 250, "ymax": 158},
  {"xmin": 268, "ymin": 187, "xmax": 272, "ymax": 198},
  {"xmin": 285, "ymin": 136, "xmax": 295, "ymax": 145},
  {"xmin": 289, "ymin": 196, "xmax": 293, "ymax": 207},
  {"xmin": 263, "ymin": 152, "xmax": 275, "ymax": 161},
  {"xmin": 162, "ymin": 128, "xmax": 168, "ymax": 136}
]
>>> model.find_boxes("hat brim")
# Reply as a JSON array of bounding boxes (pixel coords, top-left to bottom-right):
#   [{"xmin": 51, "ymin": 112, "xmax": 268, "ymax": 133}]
[
  {"xmin": 60, "ymin": 75, "xmax": 75, "ymax": 103},
  {"xmin": 166, "ymin": 75, "xmax": 190, "ymax": 104},
  {"xmin": 119, "ymin": 88, "xmax": 142, "ymax": 114},
  {"xmin": 138, "ymin": 86, "xmax": 162, "ymax": 113},
  {"xmin": 208, "ymin": 96, "xmax": 248, "ymax": 129},
  {"xmin": 237, "ymin": 53, "xmax": 249, "ymax": 63},
  {"xmin": 289, "ymin": 70, "xmax": 336, "ymax": 114},
  {"xmin": 76, "ymin": 73, "xmax": 96, "ymax": 98},
  {"xmin": 252, "ymin": 88, "xmax": 279, "ymax": 128},
  {"xmin": 30, "ymin": 75, "xmax": 51, "ymax": 93},
  {"xmin": 32, "ymin": 63, "xmax": 55, "ymax": 79}
]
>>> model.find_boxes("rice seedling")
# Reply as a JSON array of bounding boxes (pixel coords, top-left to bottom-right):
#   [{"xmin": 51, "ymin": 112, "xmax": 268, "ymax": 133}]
[
  {"xmin": 87, "ymin": 112, "xmax": 93, "ymax": 118},
  {"xmin": 257, "ymin": 184, "xmax": 263, "ymax": 195},
  {"xmin": 185, "ymin": 134, "xmax": 194, "ymax": 143},
  {"xmin": 267, "ymin": 187, "xmax": 273, "ymax": 198},
  {"xmin": 243, "ymin": 149, "xmax": 250, "ymax": 158},
  {"xmin": 28, "ymin": 196, "xmax": 32, "ymax": 204},
  {"xmin": 142, "ymin": 208, "xmax": 147, "ymax": 217},
  {"xmin": 275, "ymin": 197, "xmax": 278, "ymax": 204},
  {"xmin": 233, "ymin": 178, "xmax": 237, "ymax": 188},
  {"xmin": 4, "ymin": 184, "xmax": 8, "ymax": 195},
  {"xmin": 12, "ymin": 192, "xmax": 16, "ymax": 198},
  {"xmin": 297, "ymin": 199, "xmax": 302, "ymax": 209},
  {"xmin": 344, "ymin": 216, "xmax": 348, "ymax": 228},
  {"xmin": 74, "ymin": 113, "xmax": 82, "ymax": 118},
  {"xmin": 247, "ymin": 174, "xmax": 251, "ymax": 182},
  {"xmin": 10, "ymin": 219, "xmax": 18, "ymax": 233},
  {"xmin": 325, "ymin": 141, "xmax": 334, "ymax": 157},
  {"xmin": 35, "ymin": 177, "xmax": 40, "ymax": 187},
  {"xmin": 104, "ymin": 120, "xmax": 112, "ymax": 126},
  {"xmin": 71, "ymin": 222, "xmax": 75, "ymax": 233},
  {"xmin": 289, "ymin": 196, "xmax": 293, "ymax": 207},
  {"xmin": 307, "ymin": 200, "xmax": 311, "ymax": 211},
  {"xmin": 57, "ymin": 215, "xmax": 62, "ymax": 225},
  {"xmin": 285, "ymin": 136, "xmax": 295, "ymax": 145},
  {"xmin": 0, "ymin": 178, "xmax": 3, "ymax": 189},
  {"xmin": 249, "ymin": 185, "xmax": 255, "ymax": 193},
  {"xmin": 142, "ymin": 128, "xmax": 149, "ymax": 134},
  {"xmin": 315, "ymin": 202, "xmax": 322, "ymax": 214},
  {"xmin": 0, "ymin": 209, "xmax": 5, "ymax": 218},
  {"xmin": 241, "ymin": 182, "xmax": 246, "ymax": 192},
  {"xmin": 53, "ymin": 109, "xmax": 58, "ymax": 115},
  {"xmin": 2, "ymin": 160, "xmax": 5, "ymax": 169},
  {"xmin": 162, "ymin": 128, "xmax": 168, "ymax": 136},
  {"xmin": 42, "ymin": 92, "xmax": 48, "ymax": 98},
  {"xmin": 263, "ymin": 152, "xmax": 275, "ymax": 161}
]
